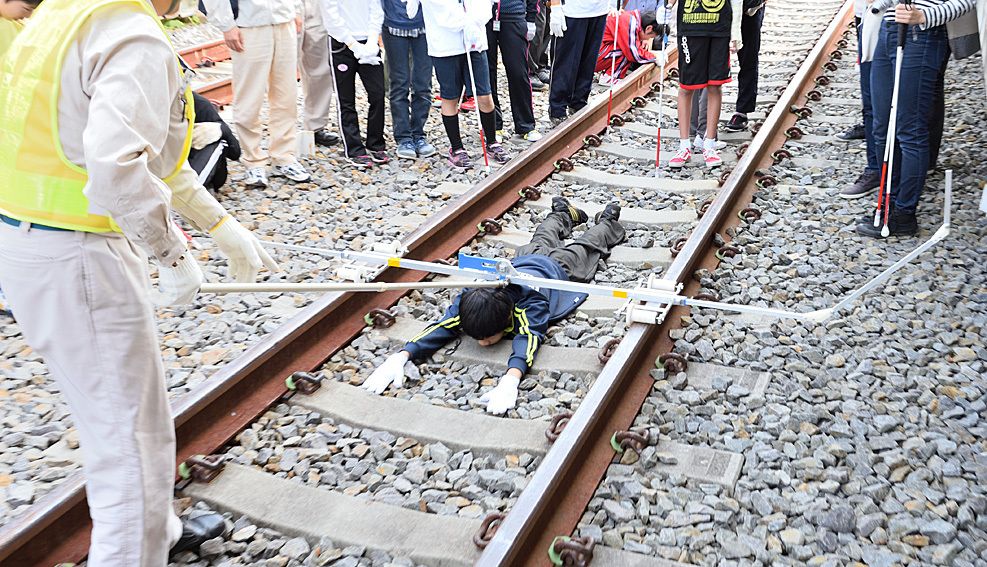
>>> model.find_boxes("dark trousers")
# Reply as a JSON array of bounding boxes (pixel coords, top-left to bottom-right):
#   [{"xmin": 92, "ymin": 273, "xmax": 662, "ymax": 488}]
[
  {"xmin": 870, "ymin": 22, "xmax": 950, "ymax": 213},
  {"xmin": 857, "ymin": 19, "xmax": 879, "ymax": 173},
  {"xmin": 382, "ymin": 30, "xmax": 433, "ymax": 144},
  {"xmin": 548, "ymin": 14, "xmax": 607, "ymax": 119},
  {"xmin": 735, "ymin": 8, "xmax": 764, "ymax": 114},
  {"xmin": 516, "ymin": 212, "xmax": 626, "ymax": 283},
  {"xmin": 329, "ymin": 39, "xmax": 386, "ymax": 157},
  {"xmin": 527, "ymin": 0, "xmax": 550, "ymax": 73},
  {"xmin": 927, "ymin": 53, "xmax": 948, "ymax": 169},
  {"xmin": 487, "ymin": 19, "xmax": 537, "ymax": 135}
]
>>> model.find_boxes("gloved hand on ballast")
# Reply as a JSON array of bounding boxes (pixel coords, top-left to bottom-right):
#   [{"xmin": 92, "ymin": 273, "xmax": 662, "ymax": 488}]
[
  {"xmin": 362, "ymin": 351, "xmax": 410, "ymax": 394},
  {"xmin": 153, "ymin": 251, "xmax": 203, "ymax": 306},
  {"xmin": 210, "ymin": 215, "xmax": 280, "ymax": 283},
  {"xmin": 479, "ymin": 374, "xmax": 520, "ymax": 415}
]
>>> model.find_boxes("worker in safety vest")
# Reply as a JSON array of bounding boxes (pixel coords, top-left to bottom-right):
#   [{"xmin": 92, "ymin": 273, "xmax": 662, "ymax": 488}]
[{"xmin": 0, "ymin": 0, "xmax": 280, "ymax": 563}]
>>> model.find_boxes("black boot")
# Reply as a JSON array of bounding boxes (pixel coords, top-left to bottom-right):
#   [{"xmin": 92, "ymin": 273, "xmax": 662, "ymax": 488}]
[
  {"xmin": 551, "ymin": 196, "xmax": 588, "ymax": 225},
  {"xmin": 170, "ymin": 513, "xmax": 226, "ymax": 556},
  {"xmin": 856, "ymin": 207, "xmax": 918, "ymax": 238},
  {"xmin": 314, "ymin": 129, "xmax": 340, "ymax": 147},
  {"xmin": 594, "ymin": 202, "xmax": 622, "ymax": 223}
]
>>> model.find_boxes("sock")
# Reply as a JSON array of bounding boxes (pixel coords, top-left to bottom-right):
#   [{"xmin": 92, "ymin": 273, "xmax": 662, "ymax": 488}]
[
  {"xmin": 680, "ymin": 138, "xmax": 692, "ymax": 151},
  {"xmin": 442, "ymin": 114, "xmax": 464, "ymax": 151},
  {"xmin": 693, "ymin": 134, "xmax": 703, "ymax": 148},
  {"xmin": 703, "ymin": 137, "xmax": 717, "ymax": 151},
  {"xmin": 479, "ymin": 110, "xmax": 498, "ymax": 145}
]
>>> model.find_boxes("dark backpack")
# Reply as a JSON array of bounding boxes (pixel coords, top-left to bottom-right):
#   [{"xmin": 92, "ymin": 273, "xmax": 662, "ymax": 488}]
[{"xmin": 198, "ymin": 0, "xmax": 239, "ymax": 19}]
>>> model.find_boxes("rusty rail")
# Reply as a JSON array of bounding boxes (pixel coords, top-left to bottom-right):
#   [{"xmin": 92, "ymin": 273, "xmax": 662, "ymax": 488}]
[
  {"xmin": 0, "ymin": 51, "xmax": 679, "ymax": 567},
  {"xmin": 475, "ymin": 1, "xmax": 856, "ymax": 565}
]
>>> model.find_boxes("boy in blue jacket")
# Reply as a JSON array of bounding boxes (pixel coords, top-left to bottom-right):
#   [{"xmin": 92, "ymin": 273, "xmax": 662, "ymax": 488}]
[{"xmin": 362, "ymin": 197, "xmax": 625, "ymax": 414}]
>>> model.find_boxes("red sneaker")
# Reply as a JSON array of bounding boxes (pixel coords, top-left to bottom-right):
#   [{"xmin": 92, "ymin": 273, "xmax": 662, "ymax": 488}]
[
  {"xmin": 668, "ymin": 148, "xmax": 691, "ymax": 169},
  {"xmin": 460, "ymin": 96, "xmax": 476, "ymax": 112}
]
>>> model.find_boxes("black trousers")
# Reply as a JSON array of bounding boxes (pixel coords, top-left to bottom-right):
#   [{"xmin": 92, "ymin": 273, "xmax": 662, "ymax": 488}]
[
  {"xmin": 527, "ymin": 0, "xmax": 550, "ymax": 73},
  {"xmin": 735, "ymin": 8, "xmax": 764, "ymax": 114},
  {"xmin": 515, "ymin": 212, "xmax": 626, "ymax": 283},
  {"xmin": 487, "ymin": 19, "xmax": 537, "ymax": 135},
  {"xmin": 329, "ymin": 39, "xmax": 386, "ymax": 157},
  {"xmin": 927, "ymin": 51, "xmax": 949, "ymax": 168},
  {"xmin": 548, "ymin": 14, "xmax": 607, "ymax": 119}
]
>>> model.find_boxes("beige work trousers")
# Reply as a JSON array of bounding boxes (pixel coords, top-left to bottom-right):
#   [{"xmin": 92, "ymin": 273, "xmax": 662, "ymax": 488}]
[
  {"xmin": 298, "ymin": 8, "xmax": 334, "ymax": 131},
  {"xmin": 0, "ymin": 224, "xmax": 182, "ymax": 567},
  {"xmin": 232, "ymin": 22, "xmax": 299, "ymax": 169}
]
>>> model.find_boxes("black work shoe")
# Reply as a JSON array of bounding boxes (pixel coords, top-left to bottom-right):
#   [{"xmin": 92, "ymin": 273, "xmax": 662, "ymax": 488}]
[
  {"xmin": 840, "ymin": 170, "xmax": 881, "ymax": 199},
  {"xmin": 724, "ymin": 113, "xmax": 748, "ymax": 132},
  {"xmin": 170, "ymin": 513, "xmax": 226, "ymax": 556},
  {"xmin": 537, "ymin": 68, "xmax": 550, "ymax": 83},
  {"xmin": 314, "ymin": 129, "xmax": 340, "ymax": 147},
  {"xmin": 835, "ymin": 124, "xmax": 865, "ymax": 141},
  {"xmin": 594, "ymin": 202, "xmax": 622, "ymax": 223},
  {"xmin": 551, "ymin": 196, "xmax": 588, "ymax": 225},
  {"xmin": 530, "ymin": 75, "xmax": 547, "ymax": 92},
  {"xmin": 856, "ymin": 207, "xmax": 918, "ymax": 238}
]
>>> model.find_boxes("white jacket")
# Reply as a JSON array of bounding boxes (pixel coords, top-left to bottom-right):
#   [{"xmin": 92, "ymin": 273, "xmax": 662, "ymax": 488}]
[
  {"xmin": 411, "ymin": 0, "xmax": 493, "ymax": 57},
  {"xmin": 202, "ymin": 0, "xmax": 299, "ymax": 31},
  {"xmin": 564, "ymin": 0, "xmax": 611, "ymax": 19},
  {"xmin": 321, "ymin": 0, "xmax": 384, "ymax": 44}
]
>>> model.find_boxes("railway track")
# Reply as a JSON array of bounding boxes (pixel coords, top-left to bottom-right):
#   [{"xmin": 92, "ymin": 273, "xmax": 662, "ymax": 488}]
[
  {"xmin": 179, "ymin": 39, "xmax": 235, "ymax": 107},
  {"xmin": 3, "ymin": 1, "xmax": 966, "ymax": 565}
]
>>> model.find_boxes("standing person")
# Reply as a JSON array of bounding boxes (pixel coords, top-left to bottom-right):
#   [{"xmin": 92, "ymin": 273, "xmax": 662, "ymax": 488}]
[
  {"xmin": 595, "ymin": 8, "xmax": 660, "ymax": 82},
  {"xmin": 204, "ymin": 0, "xmax": 311, "ymax": 187},
  {"xmin": 322, "ymin": 0, "xmax": 389, "ymax": 168},
  {"xmin": 855, "ymin": 0, "xmax": 973, "ymax": 238},
  {"xmin": 487, "ymin": 0, "xmax": 543, "ymax": 142},
  {"xmin": 723, "ymin": 0, "xmax": 765, "ymax": 132},
  {"xmin": 409, "ymin": 0, "xmax": 512, "ymax": 169},
  {"xmin": 546, "ymin": 0, "xmax": 610, "ymax": 126},
  {"xmin": 0, "ymin": 0, "xmax": 280, "ymax": 562},
  {"xmin": 299, "ymin": 0, "xmax": 341, "ymax": 148},
  {"xmin": 667, "ymin": 0, "xmax": 742, "ymax": 170},
  {"xmin": 527, "ymin": 0, "xmax": 551, "ymax": 90},
  {"xmin": 839, "ymin": 0, "xmax": 882, "ymax": 197},
  {"xmin": 383, "ymin": 0, "xmax": 438, "ymax": 160}
]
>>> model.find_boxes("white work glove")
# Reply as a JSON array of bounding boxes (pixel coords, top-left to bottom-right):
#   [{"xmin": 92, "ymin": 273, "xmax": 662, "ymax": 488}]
[
  {"xmin": 653, "ymin": 50, "xmax": 667, "ymax": 67},
  {"xmin": 362, "ymin": 352, "xmax": 409, "ymax": 394},
  {"xmin": 361, "ymin": 38, "xmax": 381, "ymax": 59},
  {"xmin": 526, "ymin": 22, "xmax": 536, "ymax": 41},
  {"xmin": 479, "ymin": 374, "xmax": 520, "ymax": 415},
  {"xmin": 549, "ymin": 3, "xmax": 566, "ymax": 37},
  {"xmin": 153, "ymin": 252, "xmax": 203, "ymax": 306},
  {"xmin": 191, "ymin": 122, "xmax": 223, "ymax": 150},
  {"xmin": 210, "ymin": 216, "xmax": 280, "ymax": 283},
  {"xmin": 464, "ymin": 22, "xmax": 484, "ymax": 51}
]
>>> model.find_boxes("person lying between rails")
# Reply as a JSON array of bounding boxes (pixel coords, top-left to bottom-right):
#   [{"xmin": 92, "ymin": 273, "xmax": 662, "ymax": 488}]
[{"xmin": 362, "ymin": 197, "xmax": 626, "ymax": 414}]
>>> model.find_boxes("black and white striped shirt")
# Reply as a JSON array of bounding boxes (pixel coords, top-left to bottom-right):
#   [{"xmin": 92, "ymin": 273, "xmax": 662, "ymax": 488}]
[{"xmin": 872, "ymin": 0, "xmax": 975, "ymax": 29}]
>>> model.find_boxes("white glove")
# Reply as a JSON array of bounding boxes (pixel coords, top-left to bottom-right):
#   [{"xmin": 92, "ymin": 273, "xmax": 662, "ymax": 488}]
[
  {"xmin": 191, "ymin": 122, "xmax": 223, "ymax": 150},
  {"xmin": 359, "ymin": 55, "xmax": 383, "ymax": 66},
  {"xmin": 361, "ymin": 38, "xmax": 380, "ymax": 59},
  {"xmin": 549, "ymin": 3, "xmax": 566, "ymax": 37},
  {"xmin": 526, "ymin": 22, "xmax": 536, "ymax": 41},
  {"xmin": 479, "ymin": 375, "xmax": 520, "ymax": 415},
  {"xmin": 210, "ymin": 216, "xmax": 280, "ymax": 283},
  {"xmin": 153, "ymin": 252, "xmax": 203, "ymax": 306},
  {"xmin": 654, "ymin": 50, "xmax": 667, "ymax": 67},
  {"xmin": 362, "ymin": 352, "xmax": 409, "ymax": 394},
  {"xmin": 464, "ymin": 22, "xmax": 484, "ymax": 51}
]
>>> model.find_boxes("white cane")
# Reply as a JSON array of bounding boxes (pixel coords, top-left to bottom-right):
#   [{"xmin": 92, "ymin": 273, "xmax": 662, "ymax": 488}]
[
  {"xmin": 874, "ymin": 1, "xmax": 911, "ymax": 234},
  {"xmin": 605, "ymin": 2, "xmax": 622, "ymax": 135},
  {"xmin": 654, "ymin": 1, "xmax": 671, "ymax": 172}
]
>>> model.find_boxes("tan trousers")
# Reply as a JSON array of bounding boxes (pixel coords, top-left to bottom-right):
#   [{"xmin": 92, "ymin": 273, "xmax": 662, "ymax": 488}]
[
  {"xmin": 0, "ymin": 224, "xmax": 182, "ymax": 566},
  {"xmin": 232, "ymin": 22, "xmax": 299, "ymax": 169},
  {"xmin": 298, "ymin": 1, "xmax": 334, "ymax": 131}
]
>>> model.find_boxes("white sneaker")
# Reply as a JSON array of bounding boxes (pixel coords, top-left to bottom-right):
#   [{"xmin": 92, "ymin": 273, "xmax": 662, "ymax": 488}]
[
  {"xmin": 522, "ymin": 130, "xmax": 543, "ymax": 142},
  {"xmin": 244, "ymin": 167, "xmax": 268, "ymax": 187},
  {"xmin": 274, "ymin": 161, "xmax": 311, "ymax": 182},
  {"xmin": 693, "ymin": 136, "xmax": 726, "ymax": 151}
]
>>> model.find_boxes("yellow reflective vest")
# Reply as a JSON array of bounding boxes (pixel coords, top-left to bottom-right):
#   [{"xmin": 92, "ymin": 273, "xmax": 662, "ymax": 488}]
[
  {"xmin": 0, "ymin": 0, "xmax": 194, "ymax": 232},
  {"xmin": 0, "ymin": 19, "xmax": 21, "ymax": 60}
]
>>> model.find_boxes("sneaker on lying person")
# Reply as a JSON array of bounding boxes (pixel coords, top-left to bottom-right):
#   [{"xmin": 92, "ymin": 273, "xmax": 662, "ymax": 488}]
[
  {"xmin": 552, "ymin": 196, "xmax": 589, "ymax": 225},
  {"xmin": 274, "ymin": 160, "xmax": 311, "ymax": 182}
]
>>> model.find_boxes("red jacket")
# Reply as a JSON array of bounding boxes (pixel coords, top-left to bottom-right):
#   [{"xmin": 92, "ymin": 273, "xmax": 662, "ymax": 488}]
[{"xmin": 596, "ymin": 10, "xmax": 656, "ymax": 79}]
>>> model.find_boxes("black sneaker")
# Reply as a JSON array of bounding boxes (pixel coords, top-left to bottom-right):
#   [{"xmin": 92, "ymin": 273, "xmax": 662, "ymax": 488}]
[
  {"xmin": 369, "ymin": 150, "xmax": 391, "ymax": 164},
  {"xmin": 551, "ymin": 196, "xmax": 588, "ymax": 225},
  {"xmin": 530, "ymin": 75, "xmax": 547, "ymax": 92},
  {"xmin": 836, "ymin": 124, "xmax": 866, "ymax": 141},
  {"xmin": 549, "ymin": 116, "xmax": 566, "ymax": 128},
  {"xmin": 594, "ymin": 202, "xmax": 622, "ymax": 223},
  {"xmin": 840, "ymin": 170, "xmax": 881, "ymax": 199},
  {"xmin": 537, "ymin": 68, "xmax": 550, "ymax": 83},
  {"xmin": 724, "ymin": 113, "xmax": 748, "ymax": 132},
  {"xmin": 314, "ymin": 129, "xmax": 340, "ymax": 147},
  {"xmin": 170, "ymin": 513, "xmax": 226, "ymax": 556},
  {"xmin": 856, "ymin": 207, "xmax": 918, "ymax": 238}
]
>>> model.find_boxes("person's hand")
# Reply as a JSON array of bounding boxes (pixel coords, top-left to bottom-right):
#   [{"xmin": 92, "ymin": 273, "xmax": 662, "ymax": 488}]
[
  {"xmin": 210, "ymin": 216, "xmax": 280, "ymax": 282},
  {"xmin": 362, "ymin": 352, "xmax": 409, "ymax": 394},
  {"xmin": 526, "ymin": 22, "xmax": 537, "ymax": 41},
  {"xmin": 479, "ymin": 374, "xmax": 520, "ymax": 415},
  {"xmin": 464, "ymin": 22, "xmax": 484, "ymax": 50},
  {"xmin": 549, "ymin": 3, "xmax": 566, "ymax": 37},
  {"xmin": 359, "ymin": 55, "xmax": 383, "ymax": 65},
  {"xmin": 153, "ymin": 252, "xmax": 203, "ymax": 306},
  {"xmin": 730, "ymin": 38, "xmax": 742, "ymax": 53},
  {"xmin": 894, "ymin": 3, "xmax": 925, "ymax": 25},
  {"xmin": 191, "ymin": 122, "xmax": 223, "ymax": 150},
  {"xmin": 223, "ymin": 27, "xmax": 244, "ymax": 52},
  {"xmin": 653, "ymin": 50, "xmax": 667, "ymax": 67}
]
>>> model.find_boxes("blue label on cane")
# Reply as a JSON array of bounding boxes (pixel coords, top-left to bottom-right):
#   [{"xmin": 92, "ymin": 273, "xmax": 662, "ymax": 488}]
[{"xmin": 458, "ymin": 253, "xmax": 501, "ymax": 274}]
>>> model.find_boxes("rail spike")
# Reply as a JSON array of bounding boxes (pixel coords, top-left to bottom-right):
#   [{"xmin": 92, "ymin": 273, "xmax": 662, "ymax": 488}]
[
  {"xmin": 549, "ymin": 536, "xmax": 595, "ymax": 567},
  {"xmin": 658, "ymin": 352, "xmax": 688, "ymax": 374},
  {"xmin": 545, "ymin": 411, "xmax": 573, "ymax": 442},
  {"xmin": 473, "ymin": 512, "xmax": 506, "ymax": 549}
]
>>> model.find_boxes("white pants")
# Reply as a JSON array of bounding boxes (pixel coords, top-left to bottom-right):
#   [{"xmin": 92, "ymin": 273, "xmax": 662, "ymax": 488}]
[
  {"xmin": 0, "ymin": 224, "xmax": 181, "ymax": 567},
  {"xmin": 298, "ymin": 8, "xmax": 334, "ymax": 131}
]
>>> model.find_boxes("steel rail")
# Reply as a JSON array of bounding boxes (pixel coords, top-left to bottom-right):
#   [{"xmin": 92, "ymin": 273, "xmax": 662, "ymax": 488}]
[
  {"xmin": 0, "ymin": 53, "xmax": 678, "ymax": 567},
  {"xmin": 475, "ymin": 1, "xmax": 856, "ymax": 565}
]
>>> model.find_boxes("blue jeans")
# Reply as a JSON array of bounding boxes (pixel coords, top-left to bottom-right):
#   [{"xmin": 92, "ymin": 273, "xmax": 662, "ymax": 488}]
[
  {"xmin": 382, "ymin": 30, "xmax": 433, "ymax": 143},
  {"xmin": 870, "ymin": 21, "xmax": 949, "ymax": 213},
  {"xmin": 858, "ymin": 20, "xmax": 878, "ymax": 173}
]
